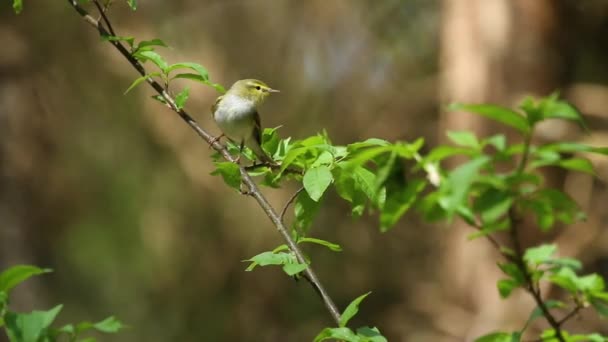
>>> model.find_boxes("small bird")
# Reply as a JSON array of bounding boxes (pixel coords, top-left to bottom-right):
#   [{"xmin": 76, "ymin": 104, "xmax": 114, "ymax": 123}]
[{"xmin": 211, "ymin": 79, "xmax": 279, "ymax": 164}]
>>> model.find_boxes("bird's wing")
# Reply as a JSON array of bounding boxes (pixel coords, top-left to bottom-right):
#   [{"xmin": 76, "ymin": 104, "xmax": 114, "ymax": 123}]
[
  {"xmin": 252, "ymin": 110, "xmax": 263, "ymax": 146},
  {"xmin": 211, "ymin": 95, "xmax": 224, "ymax": 115}
]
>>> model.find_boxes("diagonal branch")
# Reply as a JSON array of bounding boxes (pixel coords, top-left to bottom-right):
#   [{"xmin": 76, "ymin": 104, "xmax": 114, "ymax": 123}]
[{"xmin": 65, "ymin": 0, "xmax": 341, "ymax": 325}]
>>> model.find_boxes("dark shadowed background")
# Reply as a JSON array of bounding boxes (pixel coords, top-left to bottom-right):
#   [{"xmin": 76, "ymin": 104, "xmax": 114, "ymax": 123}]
[{"xmin": 1, "ymin": 0, "xmax": 607, "ymax": 341}]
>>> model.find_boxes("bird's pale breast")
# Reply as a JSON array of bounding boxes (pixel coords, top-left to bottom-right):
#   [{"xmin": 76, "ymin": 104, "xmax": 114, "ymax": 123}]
[{"xmin": 213, "ymin": 95, "xmax": 257, "ymax": 141}]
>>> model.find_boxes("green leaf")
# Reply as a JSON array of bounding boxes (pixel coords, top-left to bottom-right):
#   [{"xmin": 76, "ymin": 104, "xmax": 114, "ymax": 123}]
[
  {"xmin": 93, "ymin": 316, "xmax": 124, "ymax": 333},
  {"xmin": 497, "ymin": 262, "xmax": 525, "ymax": 283},
  {"xmin": 124, "ymin": 72, "xmax": 160, "ymax": 94},
  {"xmin": 523, "ymin": 244, "xmax": 557, "ymax": 267},
  {"xmin": 210, "ymin": 162, "xmax": 241, "ymax": 190},
  {"xmin": 166, "ymin": 62, "xmax": 209, "ymax": 81},
  {"xmin": 334, "ymin": 169, "xmax": 368, "ymax": 217},
  {"xmin": 556, "ymin": 158, "xmax": 595, "ymax": 174},
  {"xmin": 5, "ymin": 305, "xmax": 63, "ymax": 342},
  {"xmin": 314, "ymin": 327, "xmax": 359, "ymax": 342},
  {"xmin": 303, "ymin": 165, "xmax": 333, "ymax": 201},
  {"xmin": 347, "ymin": 138, "xmax": 390, "ymax": 152},
  {"xmin": 12, "ymin": 0, "xmax": 23, "ymax": 14},
  {"xmin": 539, "ymin": 93, "xmax": 587, "ymax": 129},
  {"xmin": 473, "ymin": 188, "xmax": 513, "ymax": 224},
  {"xmin": 101, "ymin": 35, "xmax": 135, "ymax": 48},
  {"xmin": 245, "ymin": 251, "xmax": 292, "ymax": 271},
  {"xmin": 282, "ymin": 263, "xmax": 308, "ymax": 276},
  {"xmin": 356, "ymin": 326, "xmax": 387, "ymax": 342},
  {"xmin": 293, "ymin": 190, "xmax": 321, "ymax": 233},
  {"xmin": 497, "ymin": 279, "xmax": 519, "ymax": 298},
  {"xmin": 135, "ymin": 38, "xmax": 168, "ymax": 52},
  {"xmin": 0, "ymin": 265, "xmax": 51, "ymax": 293},
  {"xmin": 339, "ymin": 292, "xmax": 371, "ymax": 328},
  {"xmin": 549, "ymin": 267, "xmax": 579, "ymax": 293},
  {"xmin": 126, "ymin": 0, "xmax": 137, "ymax": 10},
  {"xmin": 151, "ymin": 94, "xmax": 167, "ymax": 105},
  {"xmin": 538, "ymin": 142, "xmax": 608, "ymax": 156},
  {"xmin": 298, "ymin": 237, "xmax": 342, "ymax": 252},
  {"xmin": 311, "ymin": 151, "xmax": 335, "ymax": 168},
  {"xmin": 474, "ymin": 332, "xmax": 514, "ymax": 342},
  {"xmin": 591, "ymin": 299, "xmax": 608, "ymax": 317},
  {"xmin": 132, "ymin": 50, "xmax": 168, "ymax": 72},
  {"xmin": 449, "ymin": 103, "xmax": 530, "ymax": 134},
  {"xmin": 483, "ymin": 134, "xmax": 507, "ymax": 152},
  {"xmin": 174, "ymin": 86, "xmax": 190, "ymax": 110},
  {"xmin": 380, "ymin": 179, "xmax": 426, "ymax": 232},
  {"xmin": 439, "ymin": 156, "xmax": 490, "ymax": 216},
  {"xmin": 447, "ymin": 131, "xmax": 479, "ymax": 148},
  {"xmin": 425, "ymin": 145, "xmax": 477, "ymax": 162}
]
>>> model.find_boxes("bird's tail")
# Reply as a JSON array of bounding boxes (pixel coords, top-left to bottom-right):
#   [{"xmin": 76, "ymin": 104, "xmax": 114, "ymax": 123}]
[{"xmin": 247, "ymin": 136, "xmax": 276, "ymax": 165}]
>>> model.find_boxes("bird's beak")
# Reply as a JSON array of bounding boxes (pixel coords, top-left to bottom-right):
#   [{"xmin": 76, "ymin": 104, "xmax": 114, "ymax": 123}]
[{"xmin": 267, "ymin": 88, "xmax": 280, "ymax": 93}]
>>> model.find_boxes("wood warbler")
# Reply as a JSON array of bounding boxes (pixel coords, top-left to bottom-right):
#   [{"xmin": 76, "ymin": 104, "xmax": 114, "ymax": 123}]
[{"xmin": 211, "ymin": 79, "xmax": 279, "ymax": 164}]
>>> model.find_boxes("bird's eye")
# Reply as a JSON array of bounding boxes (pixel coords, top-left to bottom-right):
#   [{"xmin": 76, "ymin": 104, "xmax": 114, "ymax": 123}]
[{"xmin": 255, "ymin": 86, "xmax": 261, "ymax": 90}]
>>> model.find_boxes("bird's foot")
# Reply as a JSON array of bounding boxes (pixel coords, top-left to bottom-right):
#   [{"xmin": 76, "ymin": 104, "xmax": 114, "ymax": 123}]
[{"xmin": 208, "ymin": 134, "xmax": 225, "ymax": 149}]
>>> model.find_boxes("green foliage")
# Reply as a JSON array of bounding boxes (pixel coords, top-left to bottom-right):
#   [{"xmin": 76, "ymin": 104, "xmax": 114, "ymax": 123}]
[
  {"xmin": 0, "ymin": 265, "xmax": 123, "ymax": 342},
  {"xmin": 16, "ymin": 2, "xmax": 608, "ymax": 340},
  {"xmin": 12, "ymin": 0, "xmax": 22, "ymax": 14},
  {"xmin": 314, "ymin": 292, "xmax": 387, "ymax": 342}
]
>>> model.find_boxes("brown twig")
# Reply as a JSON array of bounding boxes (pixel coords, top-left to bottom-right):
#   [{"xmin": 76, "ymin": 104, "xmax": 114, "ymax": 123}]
[
  {"xmin": 66, "ymin": 0, "xmax": 341, "ymax": 325},
  {"xmin": 92, "ymin": 0, "xmax": 116, "ymax": 36},
  {"xmin": 557, "ymin": 304, "xmax": 582, "ymax": 325},
  {"xmin": 280, "ymin": 187, "xmax": 305, "ymax": 224}
]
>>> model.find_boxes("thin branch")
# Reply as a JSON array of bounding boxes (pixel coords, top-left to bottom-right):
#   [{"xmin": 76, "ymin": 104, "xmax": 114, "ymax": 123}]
[
  {"xmin": 557, "ymin": 305, "xmax": 582, "ymax": 325},
  {"xmin": 65, "ymin": 0, "xmax": 342, "ymax": 325},
  {"xmin": 281, "ymin": 187, "xmax": 305, "ymax": 224},
  {"xmin": 92, "ymin": 0, "xmax": 116, "ymax": 36},
  {"xmin": 508, "ymin": 129, "xmax": 566, "ymax": 342},
  {"xmin": 508, "ymin": 213, "xmax": 564, "ymax": 341}
]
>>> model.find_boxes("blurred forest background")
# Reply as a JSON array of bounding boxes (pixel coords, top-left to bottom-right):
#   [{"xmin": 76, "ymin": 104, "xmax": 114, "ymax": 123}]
[{"xmin": 1, "ymin": 0, "xmax": 608, "ymax": 341}]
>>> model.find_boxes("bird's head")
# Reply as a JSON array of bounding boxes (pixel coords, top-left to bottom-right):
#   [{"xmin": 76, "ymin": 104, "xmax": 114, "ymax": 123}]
[{"xmin": 227, "ymin": 79, "xmax": 280, "ymax": 105}]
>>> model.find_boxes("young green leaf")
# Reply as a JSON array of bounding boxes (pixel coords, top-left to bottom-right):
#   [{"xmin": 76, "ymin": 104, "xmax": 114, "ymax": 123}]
[
  {"xmin": 447, "ymin": 131, "xmax": 480, "ymax": 149},
  {"xmin": 380, "ymin": 179, "xmax": 426, "ymax": 232},
  {"xmin": 298, "ymin": 237, "xmax": 342, "ymax": 252},
  {"xmin": 314, "ymin": 327, "xmax": 359, "ymax": 342},
  {"xmin": 4, "ymin": 305, "xmax": 63, "ymax": 342},
  {"xmin": 12, "ymin": 0, "xmax": 23, "ymax": 14},
  {"xmin": 474, "ymin": 332, "xmax": 516, "ymax": 342},
  {"xmin": 134, "ymin": 38, "xmax": 168, "ymax": 52},
  {"xmin": 523, "ymin": 244, "xmax": 557, "ymax": 267},
  {"xmin": 127, "ymin": 0, "xmax": 137, "ymax": 10},
  {"xmin": 303, "ymin": 165, "xmax": 333, "ymax": 201},
  {"xmin": 93, "ymin": 316, "xmax": 124, "ymax": 333},
  {"xmin": 0, "ymin": 265, "xmax": 52, "ymax": 293},
  {"xmin": 211, "ymin": 162, "xmax": 242, "ymax": 190},
  {"xmin": 439, "ymin": 156, "xmax": 490, "ymax": 217},
  {"xmin": 174, "ymin": 86, "xmax": 190, "ymax": 110},
  {"xmin": 497, "ymin": 279, "xmax": 519, "ymax": 298},
  {"xmin": 473, "ymin": 188, "xmax": 513, "ymax": 225},
  {"xmin": 166, "ymin": 62, "xmax": 209, "ymax": 81},
  {"xmin": 293, "ymin": 190, "xmax": 321, "ymax": 233},
  {"xmin": 133, "ymin": 50, "xmax": 168, "ymax": 73},
  {"xmin": 339, "ymin": 292, "xmax": 371, "ymax": 328},
  {"xmin": 449, "ymin": 103, "xmax": 530, "ymax": 134},
  {"xmin": 124, "ymin": 72, "xmax": 160, "ymax": 94},
  {"xmin": 101, "ymin": 35, "xmax": 135, "ymax": 48},
  {"xmin": 549, "ymin": 267, "xmax": 579, "ymax": 293},
  {"xmin": 282, "ymin": 263, "xmax": 308, "ymax": 276}
]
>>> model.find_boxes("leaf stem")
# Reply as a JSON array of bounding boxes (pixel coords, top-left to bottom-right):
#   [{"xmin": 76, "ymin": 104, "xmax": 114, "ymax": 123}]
[
  {"xmin": 280, "ymin": 187, "xmax": 305, "ymax": 224},
  {"xmin": 67, "ymin": 0, "xmax": 342, "ymax": 325}
]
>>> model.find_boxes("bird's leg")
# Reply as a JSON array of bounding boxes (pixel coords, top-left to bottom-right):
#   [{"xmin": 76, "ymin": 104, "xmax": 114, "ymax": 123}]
[
  {"xmin": 235, "ymin": 140, "xmax": 245, "ymax": 164},
  {"xmin": 208, "ymin": 133, "xmax": 225, "ymax": 149}
]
